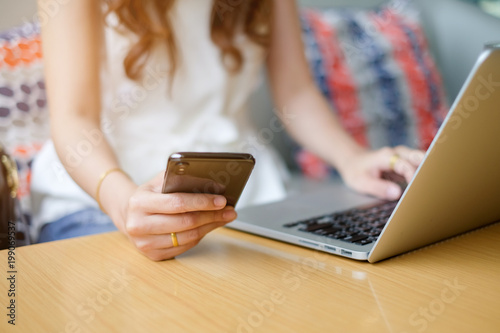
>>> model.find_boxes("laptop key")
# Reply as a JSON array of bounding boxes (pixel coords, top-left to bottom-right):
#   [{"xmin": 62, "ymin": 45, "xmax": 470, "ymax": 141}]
[
  {"xmin": 316, "ymin": 216, "xmax": 335, "ymax": 223},
  {"xmin": 355, "ymin": 239, "xmax": 374, "ymax": 246},
  {"xmin": 315, "ymin": 226, "xmax": 342, "ymax": 235},
  {"xmin": 300, "ymin": 222, "xmax": 333, "ymax": 232},
  {"xmin": 329, "ymin": 232, "xmax": 349, "ymax": 240},
  {"xmin": 347, "ymin": 234, "xmax": 369, "ymax": 243}
]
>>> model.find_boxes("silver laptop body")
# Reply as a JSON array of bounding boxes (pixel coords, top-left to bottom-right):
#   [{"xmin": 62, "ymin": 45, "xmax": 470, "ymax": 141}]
[{"xmin": 229, "ymin": 44, "xmax": 500, "ymax": 262}]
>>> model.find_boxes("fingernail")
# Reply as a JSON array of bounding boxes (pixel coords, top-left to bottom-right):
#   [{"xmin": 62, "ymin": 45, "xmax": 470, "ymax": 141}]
[
  {"xmin": 387, "ymin": 185, "xmax": 401, "ymax": 200},
  {"xmin": 214, "ymin": 196, "xmax": 226, "ymax": 207},
  {"xmin": 223, "ymin": 209, "xmax": 237, "ymax": 220}
]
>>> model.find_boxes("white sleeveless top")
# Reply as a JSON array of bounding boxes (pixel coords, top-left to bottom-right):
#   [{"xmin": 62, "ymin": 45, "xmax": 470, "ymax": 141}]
[{"xmin": 30, "ymin": 0, "xmax": 288, "ymax": 238}]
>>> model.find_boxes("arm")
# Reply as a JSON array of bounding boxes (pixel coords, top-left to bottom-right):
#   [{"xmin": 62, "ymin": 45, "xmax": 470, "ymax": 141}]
[
  {"xmin": 38, "ymin": 0, "xmax": 234, "ymax": 260},
  {"xmin": 266, "ymin": 0, "xmax": 423, "ymax": 200},
  {"xmin": 38, "ymin": 0, "xmax": 135, "ymax": 229}
]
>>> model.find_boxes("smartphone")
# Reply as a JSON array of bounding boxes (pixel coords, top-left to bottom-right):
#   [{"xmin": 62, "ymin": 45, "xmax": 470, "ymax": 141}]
[{"xmin": 162, "ymin": 152, "xmax": 255, "ymax": 207}]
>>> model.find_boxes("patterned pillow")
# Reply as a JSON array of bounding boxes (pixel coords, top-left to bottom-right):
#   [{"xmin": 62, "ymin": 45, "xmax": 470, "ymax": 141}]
[
  {"xmin": 0, "ymin": 21, "xmax": 50, "ymax": 217},
  {"xmin": 297, "ymin": 2, "xmax": 448, "ymax": 178}
]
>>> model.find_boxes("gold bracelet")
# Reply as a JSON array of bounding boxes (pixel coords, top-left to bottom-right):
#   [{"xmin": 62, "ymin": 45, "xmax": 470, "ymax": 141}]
[{"xmin": 96, "ymin": 167, "xmax": 127, "ymax": 213}]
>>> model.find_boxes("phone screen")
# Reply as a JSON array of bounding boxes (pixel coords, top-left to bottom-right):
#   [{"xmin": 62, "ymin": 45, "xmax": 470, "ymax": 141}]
[{"xmin": 162, "ymin": 152, "xmax": 255, "ymax": 207}]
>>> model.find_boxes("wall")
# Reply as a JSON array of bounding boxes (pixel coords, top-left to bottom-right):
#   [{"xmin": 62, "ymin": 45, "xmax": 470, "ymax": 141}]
[{"xmin": 0, "ymin": 0, "xmax": 37, "ymax": 31}]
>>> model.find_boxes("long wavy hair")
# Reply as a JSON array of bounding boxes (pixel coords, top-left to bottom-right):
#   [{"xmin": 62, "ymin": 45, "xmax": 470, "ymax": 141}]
[{"xmin": 104, "ymin": 0, "xmax": 273, "ymax": 81}]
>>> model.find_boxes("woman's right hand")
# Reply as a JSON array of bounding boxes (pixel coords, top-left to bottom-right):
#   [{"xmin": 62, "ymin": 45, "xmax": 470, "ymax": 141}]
[{"xmin": 121, "ymin": 172, "xmax": 237, "ymax": 261}]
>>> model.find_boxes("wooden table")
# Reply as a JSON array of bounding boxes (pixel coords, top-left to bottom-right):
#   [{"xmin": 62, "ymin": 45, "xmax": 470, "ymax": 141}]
[{"xmin": 1, "ymin": 222, "xmax": 500, "ymax": 333}]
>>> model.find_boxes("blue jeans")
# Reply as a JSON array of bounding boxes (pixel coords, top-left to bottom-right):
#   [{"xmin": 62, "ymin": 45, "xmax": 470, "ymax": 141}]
[{"xmin": 37, "ymin": 208, "xmax": 118, "ymax": 243}]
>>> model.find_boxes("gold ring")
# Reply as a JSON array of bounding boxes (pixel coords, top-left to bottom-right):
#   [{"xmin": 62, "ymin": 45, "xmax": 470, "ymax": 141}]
[
  {"xmin": 389, "ymin": 154, "xmax": 400, "ymax": 171},
  {"xmin": 171, "ymin": 232, "xmax": 179, "ymax": 247}
]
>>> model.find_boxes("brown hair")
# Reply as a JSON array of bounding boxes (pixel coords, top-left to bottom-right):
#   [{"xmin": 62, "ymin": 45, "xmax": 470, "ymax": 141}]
[{"xmin": 104, "ymin": 0, "xmax": 273, "ymax": 81}]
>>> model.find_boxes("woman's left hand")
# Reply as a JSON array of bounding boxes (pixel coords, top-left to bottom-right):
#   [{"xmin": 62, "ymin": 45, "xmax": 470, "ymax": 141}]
[{"xmin": 338, "ymin": 146, "xmax": 425, "ymax": 201}]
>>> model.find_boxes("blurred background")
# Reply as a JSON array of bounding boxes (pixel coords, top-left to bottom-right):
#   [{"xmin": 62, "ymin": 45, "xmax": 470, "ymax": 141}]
[
  {"xmin": 463, "ymin": 0, "xmax": 500, "ymax": 16},
  {"xmin": 0, "ymin": 0, "xmax": 38, "ymax": 31},
  {"xmin": 1, "ymin": 0, "xmax": 500, "ymax": 172},
  {"xmin": 1, "ymin": 0, "xmax": 500, "ymax": 31}
]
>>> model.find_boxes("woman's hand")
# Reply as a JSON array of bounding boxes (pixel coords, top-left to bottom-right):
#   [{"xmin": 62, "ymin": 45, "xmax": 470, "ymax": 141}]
[
  {"xmin": 121, "ymin": 172, "xmax": 237, "ymax": 261},
  {"xmin": 338, "ymin": 146, "xmax": 425, "ymax": 201}
]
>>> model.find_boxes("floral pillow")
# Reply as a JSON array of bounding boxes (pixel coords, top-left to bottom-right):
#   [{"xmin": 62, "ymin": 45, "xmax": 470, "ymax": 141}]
[
  {"xmin": 0, "ymin": 21, "xmax": 49, "ymax": 217},
  {"xmin": 297, "ymin": 1, "xmax": 447, "ymax": 178}
]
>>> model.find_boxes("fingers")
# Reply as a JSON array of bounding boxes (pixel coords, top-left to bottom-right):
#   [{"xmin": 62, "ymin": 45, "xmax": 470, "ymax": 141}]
[
  {"xmin": 382, "ymin": 146, "xmax": 425, "ymax": 183},
  {"xmin": 128, "ymin": 206, "xmax": 237, "ymax": 235},
  {"xmin": 124, "ymin": 172, "xmax": 236, "ymax": 261},
  {"xmin": 140, "ymin": 242, "xmax": 199, "ymax": 261},
  {"xmin": 342, "ymin": 145, "xmax": 426, "ymax": 201},
  {"xmin": 135, "ymin": 220, "xmax": 228, "ymax": 251},
  {"xmin": 394, "ymin": 146, "xmax": 425, "ymax": 167},
  {"xmin": 391, "ymin": 157, "xmax": 416, "ymax": 183},
  {"xmin": 129, "ymin": 191, "xmax": 227, "ymax": 214},
  {"xmin": 132, "ymin": 221, "xmax": 229, "ymax": 261},
  {"xmin": 125, "ymin": 194, "xmax": 237, "ymax": 260}
]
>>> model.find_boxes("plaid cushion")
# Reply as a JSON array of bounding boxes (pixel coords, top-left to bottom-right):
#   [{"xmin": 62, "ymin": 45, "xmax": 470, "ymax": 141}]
[
  {"xmin": 0, "ymin": 21, "xmax": 49, "ymax": 216},
  {"xmin": 297, "ymin": 2, "xmax": 447, "ymax": 178}
]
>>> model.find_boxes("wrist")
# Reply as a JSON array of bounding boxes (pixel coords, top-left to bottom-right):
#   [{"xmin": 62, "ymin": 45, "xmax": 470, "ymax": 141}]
[
  {"xmin": 330, "ymin": 143, "xmax": 366, "ymax": 176},
  {"xmin": 98, "ymin": 170, "xmax": 137, "ymax": 233}
]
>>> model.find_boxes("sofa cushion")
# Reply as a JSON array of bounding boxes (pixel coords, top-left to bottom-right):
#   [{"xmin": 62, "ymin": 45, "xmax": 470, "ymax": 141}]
[
  {"xmin": 0, "ymin": 21, "xmax": 49, "ymax": 215},
  {"xmin": 296, "ymin": 1, "xmax": 448, "ymax": 178}
]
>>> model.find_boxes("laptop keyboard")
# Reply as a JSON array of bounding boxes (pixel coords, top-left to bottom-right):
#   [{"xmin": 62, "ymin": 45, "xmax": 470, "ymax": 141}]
[{"xmin": 283, "ymin": 201, "xmax": 398, "ymax": 246}]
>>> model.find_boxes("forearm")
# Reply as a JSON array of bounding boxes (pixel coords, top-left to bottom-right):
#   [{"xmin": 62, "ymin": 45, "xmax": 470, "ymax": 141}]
[
  {"xmin": 274, "ymin": 82, "xmax": 365, "ymax": 172},
  {"xmin": 266, "ymin": 0, "xmax": 365, "ymax": 173},
  {"xmin": 38, "ymin": 0, "xmax": 134, "ymax": 231},
  {"xmin": 51, "ymin": 115, "xmax": 137, "ymax": 232}
]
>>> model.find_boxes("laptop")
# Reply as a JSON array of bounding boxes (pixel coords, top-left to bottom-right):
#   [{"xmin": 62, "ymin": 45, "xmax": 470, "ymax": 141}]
[{"xmin": 229, "ymin": 43, "xmax": 500, "ymax": 263}]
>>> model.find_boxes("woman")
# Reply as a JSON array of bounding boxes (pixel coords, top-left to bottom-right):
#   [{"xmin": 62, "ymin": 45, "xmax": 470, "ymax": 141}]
[{"xmin": 32, "ymin": 0, "xmax": 423, "ymax": 260}]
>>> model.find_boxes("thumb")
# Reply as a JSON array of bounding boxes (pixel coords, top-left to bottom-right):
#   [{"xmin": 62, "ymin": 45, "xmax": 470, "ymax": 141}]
[
  {"xmin": 354, "ymin": 175, "xmax": 402, "ymax": 200},
  {"xmin": 144, "ymin": 171, "xmax": 166, "ymax": 192}
]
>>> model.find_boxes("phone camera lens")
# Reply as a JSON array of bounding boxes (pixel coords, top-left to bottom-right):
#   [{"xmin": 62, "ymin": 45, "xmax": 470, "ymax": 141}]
[{"xmin": 175, "ymin": 162, "xmax": 189, "ymax": 175}]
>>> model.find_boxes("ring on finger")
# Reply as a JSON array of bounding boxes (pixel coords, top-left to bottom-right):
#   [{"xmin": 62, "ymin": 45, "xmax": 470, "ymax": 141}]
[
  {"xmin": 389, "ymin": 153, "xmax": 400, "ymax": 171},
  {"xmin": 171, "ymin": 232, "xmax": 179, "ymax": 247}
]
